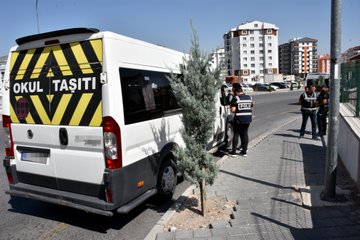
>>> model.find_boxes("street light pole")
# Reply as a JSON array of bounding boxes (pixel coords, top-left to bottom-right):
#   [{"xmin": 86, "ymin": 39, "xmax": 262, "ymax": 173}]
[{"xmin": 324, "ymin": 0, "xmax": 342, "ymax": 199}]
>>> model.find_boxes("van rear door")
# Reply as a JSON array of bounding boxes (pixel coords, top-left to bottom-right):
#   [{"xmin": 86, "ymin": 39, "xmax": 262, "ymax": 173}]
[{"xmin": 9, "ymin": 38, "xmax": 105, "ymax": 192}]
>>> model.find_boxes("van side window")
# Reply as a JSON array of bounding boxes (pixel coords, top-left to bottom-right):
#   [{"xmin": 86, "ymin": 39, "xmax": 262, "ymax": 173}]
[{"xmin": 120, "ymin": 68, "xmax": 181, "ymax": 125}]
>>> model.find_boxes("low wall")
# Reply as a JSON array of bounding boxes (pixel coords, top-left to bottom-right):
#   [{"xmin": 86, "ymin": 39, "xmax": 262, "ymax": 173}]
[{"xmin": 338, "ymin": 103, "xmax": 360, "ymax": 190}]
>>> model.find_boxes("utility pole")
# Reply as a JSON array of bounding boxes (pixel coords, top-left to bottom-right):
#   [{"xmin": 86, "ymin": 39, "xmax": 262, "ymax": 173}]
[
  {"xmin": 36, "ymin": 0, "xmax": 40, "ymax": 33},
  {"xmin": 324, "ymin": 0, "xmax": 342, "ymax": 199}
]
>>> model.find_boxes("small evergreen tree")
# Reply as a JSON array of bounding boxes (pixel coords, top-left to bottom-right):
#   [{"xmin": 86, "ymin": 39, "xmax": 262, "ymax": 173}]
[{"xmin": 168, "ymin": 25, "xmax": 222, "ymax": 216}]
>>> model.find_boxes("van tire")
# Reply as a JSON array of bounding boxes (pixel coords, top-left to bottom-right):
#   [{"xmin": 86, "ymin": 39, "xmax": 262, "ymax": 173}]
[{"xmin": 156, "ymin": 158, "xmax": 177, "ymax": 202}]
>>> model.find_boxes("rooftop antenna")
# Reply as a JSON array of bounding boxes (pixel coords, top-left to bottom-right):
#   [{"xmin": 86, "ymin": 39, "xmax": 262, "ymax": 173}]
[{"xmin": 36, "ymin": 0, "xmax": 40, "ymax": 33}]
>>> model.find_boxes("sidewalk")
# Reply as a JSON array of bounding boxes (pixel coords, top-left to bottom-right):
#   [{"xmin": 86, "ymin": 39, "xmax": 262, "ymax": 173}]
[{"xmin": 155, "ymin": 117, "xmax": 360, "ymax": 240}]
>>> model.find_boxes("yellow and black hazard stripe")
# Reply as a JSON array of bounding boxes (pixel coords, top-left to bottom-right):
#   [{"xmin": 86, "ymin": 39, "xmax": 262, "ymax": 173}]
[{"xmin": 9, "ymin": 39, "xmax": 103, "ymax": 127}]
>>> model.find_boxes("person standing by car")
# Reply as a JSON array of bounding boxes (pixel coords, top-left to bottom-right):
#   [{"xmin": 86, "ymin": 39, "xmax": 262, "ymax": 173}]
[
  {"xmin": 299, "ymin": 85, "xmax": 318, "ymax": 140},
  {"xmin": 317, "ymin": 85, "xmax": 329, "ymax": 136},
  {"xmin": 230, "ymin": 85, "xmax": 254, "ymax": 157}
]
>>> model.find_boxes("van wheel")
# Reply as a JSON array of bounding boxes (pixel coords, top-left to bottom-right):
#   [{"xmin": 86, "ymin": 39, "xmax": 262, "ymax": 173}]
[{"xmin": 157, "ymin": 158, "xmax": 177, "ymax": 202}]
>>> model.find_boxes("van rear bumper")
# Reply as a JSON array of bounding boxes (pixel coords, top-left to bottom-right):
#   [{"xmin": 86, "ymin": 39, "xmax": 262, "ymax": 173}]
[{"xmin": 6, "ymin": 182, "xmax": 114, "ymax": 217}]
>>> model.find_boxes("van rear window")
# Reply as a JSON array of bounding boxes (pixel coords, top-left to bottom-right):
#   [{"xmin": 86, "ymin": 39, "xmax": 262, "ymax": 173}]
[{"xmin": 119, "ymin": 68, "xmax": 181, "ymax": 125}]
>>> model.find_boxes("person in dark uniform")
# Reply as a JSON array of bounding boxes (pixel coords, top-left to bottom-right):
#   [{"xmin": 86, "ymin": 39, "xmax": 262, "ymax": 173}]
[
  {"xmin": 230, "ymin": 85, "xmax": 254, "ymax": 157},
  {"xmin": 317, "ymin": 85, "xmax": 329, "ymax": 136},
  {"xmin": 299, "ymin": 85, "xmax": 318, "ymax": 140}
]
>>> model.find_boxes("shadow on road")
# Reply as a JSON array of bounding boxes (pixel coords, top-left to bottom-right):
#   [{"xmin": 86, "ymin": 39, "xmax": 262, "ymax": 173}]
[{"xmin": 7, "ymin": 189, "xmax": 178, "ymax": 233}]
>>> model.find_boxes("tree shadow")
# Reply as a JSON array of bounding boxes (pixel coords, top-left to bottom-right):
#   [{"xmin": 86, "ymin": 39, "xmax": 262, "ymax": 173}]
[{"xmin": 174, "ymin": 196, "xmax": 201, "ymax": 215}]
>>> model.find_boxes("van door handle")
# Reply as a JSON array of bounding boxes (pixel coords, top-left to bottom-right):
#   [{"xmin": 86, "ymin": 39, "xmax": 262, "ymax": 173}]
[{"xmin": 59, "ymin": 128, "xmax": 68, "ymax": 146}]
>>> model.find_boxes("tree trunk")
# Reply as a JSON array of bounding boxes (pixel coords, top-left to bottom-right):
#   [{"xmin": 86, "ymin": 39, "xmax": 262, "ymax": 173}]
[{"xmin": 200, "ymin": 176, "xmax": 206, "ymax": 217}]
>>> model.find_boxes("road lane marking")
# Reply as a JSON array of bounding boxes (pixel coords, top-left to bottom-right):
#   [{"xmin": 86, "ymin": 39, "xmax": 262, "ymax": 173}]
[{"xmin": 38, "ymin": 222, "xmax": 69, "ymax": 240}]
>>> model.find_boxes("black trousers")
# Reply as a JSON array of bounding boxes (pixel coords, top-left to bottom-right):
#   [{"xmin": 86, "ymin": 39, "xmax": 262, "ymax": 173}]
[
  {"xmin": 232, "ymin": 123, "xmax": 250, "ymax": 153},
  {"xmin": 317, "ymin": 107, "xmax": 329, "ymax": 135},
  {"xmin": 300, "ymin": 110, "xmax": 317, "ymax": 137}
]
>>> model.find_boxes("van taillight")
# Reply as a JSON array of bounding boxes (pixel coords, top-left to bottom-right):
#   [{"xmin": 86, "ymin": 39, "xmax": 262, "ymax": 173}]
[
  {"xmin": 2, "ymin": 115, "xmax": 14, "ymax": 157},
  {"xmin": 103, "ymin": 117, "xmax": 122, "ymax": 169},
  {"xmin": 5, "ymin": 169, "xmax": 14, "ymax": 184}
]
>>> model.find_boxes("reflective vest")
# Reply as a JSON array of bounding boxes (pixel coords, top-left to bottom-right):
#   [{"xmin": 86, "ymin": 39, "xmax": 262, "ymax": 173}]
[
  {"xmin": 233, "ymin": 95, "xmax": 253, "ymax": 124},
  {"xmin": 301, "ymin": 92, "xmax": 317, "ymax": 111}
]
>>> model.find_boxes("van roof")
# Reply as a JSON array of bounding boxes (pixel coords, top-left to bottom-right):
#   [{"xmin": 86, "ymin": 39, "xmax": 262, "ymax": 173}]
[{"xmin": 16, "ymin": 28, "xmax": 99, "ymax": 45}]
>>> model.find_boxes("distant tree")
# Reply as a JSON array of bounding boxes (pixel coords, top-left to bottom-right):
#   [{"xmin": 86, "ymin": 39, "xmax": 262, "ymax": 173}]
[{"xmin": 168, "ymin": 24, "xmax": 222, "ymax": 216}]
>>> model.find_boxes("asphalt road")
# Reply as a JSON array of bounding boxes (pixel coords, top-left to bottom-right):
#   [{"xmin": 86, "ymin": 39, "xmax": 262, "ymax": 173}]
[{"xmin": 0, "ymin": 90, "xmax": 301, "ymax": 240}]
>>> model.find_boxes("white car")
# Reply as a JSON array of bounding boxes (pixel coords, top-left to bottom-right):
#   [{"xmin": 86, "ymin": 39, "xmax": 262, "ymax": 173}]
[
  {"xmin": 263, "ymin": 83, "xmax": 279, "ymax": 91},
  {"xmin": 240, "ymin": 83, "xmax": 254, "ymax": 92}
]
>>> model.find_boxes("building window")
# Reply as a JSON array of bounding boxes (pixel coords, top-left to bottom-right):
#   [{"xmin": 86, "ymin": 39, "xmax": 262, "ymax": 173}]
[
  {"xmin": 243, "ymin": 37, "xmax": 247, "ymax": 41},
  {"xmin": 243, "ymin": 70, "xmax": 248, "ymax": 75},
  {"xmin": 268, "ymin": 50, "xmax": 272, "ymax": 53},
  {"xmin": 269, "ymin": 63, "xmax": 273, "ymax": 67},
  {"xmin": 250, "ymin": 37, "xmax": 254, "ymax": 41},
  {"xmin": 267, "ymin": 29, "xmax": 272, "ymax": 34},
  {"xmin": 268, "ymin": 69, "xmax": 273, "ymax": 74},
  {"xmin": 259, "ymin": 43, "xmax": 263, "ymax": 47},
  {"xmin": 243, "ymin": 50, "xmax": 247, "ymax": 54},
  {"xmin": 254, "ymin": 23, "xmax": 258, "ymax": 27},
  {"xmin": 250, "ymin": 50, "xmax": 255, "ymax": 54},
  {"xmin": 260, "ymin": 50, "xmax": 264, "ymax": 54},
  {"xmin": 268, "ymin": 43, "xmax": 272, "ymax": 46},
  {"xmin": 242, "ymin": 30, "xmax": 247, "ymax": 34},
  {"xmin": 243, "ymin": 64, "xmax": 248, "ymax": 67},
  {"xmin": 243, "ymin": 43, "xmax": 247, "ymax": 47},
  {"xmin": 268, "ymin": 36, "xmax": 272, "ymax": 40},
  {"xmin": 260, "ymin": 70, "xmax": 264, "ymax": 74},
  {"xmin": 250, "ymin": 44, "xmax": 255, "ymax": 48},
  {"xmin": 251, "ymin": 64, "xmax": 255, "ymax": 68},
  {"xmin": 243, "ymin": 57, "xmax": 248, "ymax": 61},
  {"xmin": 260, "ymin": 57, "xmax": 264, "ymax": 61},
  {"xmin": 251, "ymin": 57, "xmax": 255, "ymax": 61},
  {"xmin": 251, "ymin": 70, "xmax": 256, "ymax": 74},
  {"xmin": 269, "ymin": 56, "xmax": 273, "ymax": 60},
  {"xmin": 259, "ymin": 37, "xmax": 263, "ymax": 41},
  {"xmin": 250, "ymin": 30, "xmax": 254, "ymax": 35}
]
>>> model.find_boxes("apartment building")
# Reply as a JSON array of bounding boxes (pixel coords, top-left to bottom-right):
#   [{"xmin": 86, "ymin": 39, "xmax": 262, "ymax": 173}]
[
  {"xmin": 318, "ymin": 54, "xmax": 330, "ymax": 74},
  {"xmin": 224, "ymin": 20, "xmax": 279, "ymax": 83},
  {"xmin": 342, "ymin": 45, "xmax": 360, "ymax": 62},
  {"xmin": 210, "ymin": 48, "xmax": 227, "ymax": 78},
  {"xmin": 279, "ymin": 43, "xmax": 291, "ymax": 75},
  {"xmin": 279, "ymin": 37, "xmax": 318, "ymax": 77}
]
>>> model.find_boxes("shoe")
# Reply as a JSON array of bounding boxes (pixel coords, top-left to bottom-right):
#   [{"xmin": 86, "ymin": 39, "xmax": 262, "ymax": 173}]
[
  {"xmin": 312, "ymin": 136, "xmax": 320, "ymax": 141},
  {"xmin": 239, "ymin": 151, "xmax": 247, "ymax": 157},
  {"xmin": 229, "ymin": 152, "xmax": 237, "ymax": 158}
]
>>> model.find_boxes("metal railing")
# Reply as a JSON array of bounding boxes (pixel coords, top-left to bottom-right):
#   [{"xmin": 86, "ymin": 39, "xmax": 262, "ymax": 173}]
[{"xmin": 340, "ymin": 60, "xmax": 360, "ymax": 116}]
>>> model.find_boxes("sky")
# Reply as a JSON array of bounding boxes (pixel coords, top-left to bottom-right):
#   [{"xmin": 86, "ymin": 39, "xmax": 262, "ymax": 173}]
[{"xmin": 0, "ymin": 0, "xmax": 359, "ymax": 57}]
